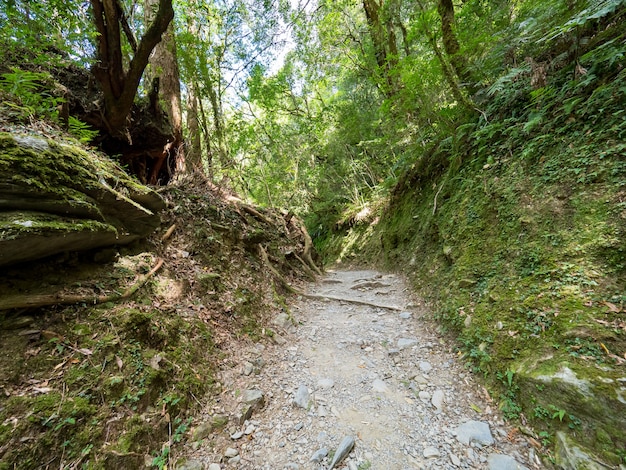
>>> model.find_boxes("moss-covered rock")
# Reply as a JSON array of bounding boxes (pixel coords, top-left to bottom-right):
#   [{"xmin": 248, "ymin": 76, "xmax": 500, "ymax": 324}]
[
  {"xmin": 0, "ymin": 131, "xmax": 164, "ymax": 266},
  {"xmin": 515, "ymin": 357, "xmax": 626, "ymax": 460}
]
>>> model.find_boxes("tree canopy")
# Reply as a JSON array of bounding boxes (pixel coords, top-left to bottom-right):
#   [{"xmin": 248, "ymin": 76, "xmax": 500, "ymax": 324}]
[
  {"xmin": 2, "ymin": 0, "xmax": 626, "ymax": 467},
  {"xmin": 1, "ymin": 0, "xmax": 624, "ymax": 230}
]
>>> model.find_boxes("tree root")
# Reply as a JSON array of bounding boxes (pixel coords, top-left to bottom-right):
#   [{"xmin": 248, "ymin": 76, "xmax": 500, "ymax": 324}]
[
  {"xmin": 241, "ymin": 204, "xmax": 273, "ymax": 225},
  {"xmin": 300, "ymin": 293, "xmax": 404, "ymax": 311},
  {"xmin": 288, "ymin": 215, "xmax": 323, "ymax": 276},
  {"xmin": 161, "ymin": 224, "xmax": 176, "ymax": 241},
  {"xmin": 258, "ymin": 245, "xmax": 302, "ymax": 295},
  {"xmin": 0, "ymin": 258, "xmax": 164, "ymax": 311},
  {"xmin": 293, "ymin": 253, "xmax": 318, "ymax": 281}
]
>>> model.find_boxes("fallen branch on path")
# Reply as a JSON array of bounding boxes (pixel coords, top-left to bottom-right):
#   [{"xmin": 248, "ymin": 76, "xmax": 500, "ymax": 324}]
[
  {"xmin": 0, "ymin": 258, "xmax": 164, "ymax": 311},
  {"xmin": 301, "ymin": 293, "xmax": 404, "ymax": 311}
]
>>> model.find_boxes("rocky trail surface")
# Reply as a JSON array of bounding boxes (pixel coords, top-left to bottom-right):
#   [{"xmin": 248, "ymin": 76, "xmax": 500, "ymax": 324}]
[{"xmin": 181, "ymin": 270, "xmax": 541, "ymax": 470}]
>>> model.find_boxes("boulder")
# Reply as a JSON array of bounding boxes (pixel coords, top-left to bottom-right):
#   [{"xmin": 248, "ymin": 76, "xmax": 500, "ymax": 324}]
[
  {"xmin": 515, "ymin": 356, "xmax": 626, "ymax": 466},
  {"xmin": 0, "ymin": 132, "xmax": 164, "ymax": 266}
]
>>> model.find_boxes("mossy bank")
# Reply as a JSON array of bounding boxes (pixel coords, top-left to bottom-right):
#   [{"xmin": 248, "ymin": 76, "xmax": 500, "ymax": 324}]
[
  {"xmin": 314, "ymin": 13, "xmax": 626, "ymax": 469},
  {"xmin": 0, "ymin": 173, "xmax": 314, "ymax": 469}
]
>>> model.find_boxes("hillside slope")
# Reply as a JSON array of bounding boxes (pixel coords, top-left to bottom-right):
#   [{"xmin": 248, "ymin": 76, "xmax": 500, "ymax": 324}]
[
  {"xmin": 0, "ymin": 163, "xmax": 315, "ymax": 468},
  {"xmin": 316, "ymin": 8, "xmax": 626, "ymax": 469}
]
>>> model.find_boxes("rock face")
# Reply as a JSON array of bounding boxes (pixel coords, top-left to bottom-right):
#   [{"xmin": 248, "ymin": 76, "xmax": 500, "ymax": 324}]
[
  {"xmin": 515, "ymin": 357, "xmax": 626, "ymax": 465},
  {"xmin": 0, "ymin": 132, "xmax": 164, "ymax": 266}
]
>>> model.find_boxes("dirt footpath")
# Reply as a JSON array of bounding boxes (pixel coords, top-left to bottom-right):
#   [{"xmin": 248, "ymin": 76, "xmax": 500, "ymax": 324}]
[{"xmin": 181, "ymin": 270, "xmax": 540, "ymax": 470}]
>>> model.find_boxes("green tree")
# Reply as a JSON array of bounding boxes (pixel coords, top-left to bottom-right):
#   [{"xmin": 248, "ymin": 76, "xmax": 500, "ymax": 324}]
[{"xmin": 90, "ymin": 0, "xmax": 174, "ymax": 137}]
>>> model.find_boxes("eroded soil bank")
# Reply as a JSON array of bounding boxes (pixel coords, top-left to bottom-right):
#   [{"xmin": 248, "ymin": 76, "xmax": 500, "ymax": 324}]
[{"xmin": 180, "ymin": 270, "xmax": 538, "ymax": 470}]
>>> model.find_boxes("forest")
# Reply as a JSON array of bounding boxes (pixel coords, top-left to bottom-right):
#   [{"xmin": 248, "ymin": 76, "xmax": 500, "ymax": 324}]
[{"xmin": 0, "ymin": 0, "xmax": 625, "ymax": 468}]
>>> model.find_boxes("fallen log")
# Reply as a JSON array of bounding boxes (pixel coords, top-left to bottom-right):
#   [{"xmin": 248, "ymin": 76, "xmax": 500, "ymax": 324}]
[{"xmin": 0, "ymin": 258, "xmax": 164, "ymax": 311}]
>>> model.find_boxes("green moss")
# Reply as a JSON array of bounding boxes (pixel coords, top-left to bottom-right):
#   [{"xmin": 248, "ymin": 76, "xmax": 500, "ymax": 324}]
[
  {"xmin": 0, "ymin": 393, "xmax": 100, "ymax": 467},
  {"xmin": 316, "ymin": 42, "xmax": 626, "ymax": 466},
  {"xmin": 0, "ymin": 210, "xmax": 116, "ymax": 240}
]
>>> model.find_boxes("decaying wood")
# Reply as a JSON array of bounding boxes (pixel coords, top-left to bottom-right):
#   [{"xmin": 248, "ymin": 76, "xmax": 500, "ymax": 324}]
[
  {"xmin": 300, "ymin": 293, "xmax": 404, "ymax": 311},
  {"xmin": 0, "ymin": 259, "xmax": 164, "ymax": 311}
]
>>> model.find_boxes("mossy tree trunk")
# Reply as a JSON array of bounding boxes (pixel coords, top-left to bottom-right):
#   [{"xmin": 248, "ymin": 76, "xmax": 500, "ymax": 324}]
[
  {"xmin": 437, "ymin": 0, "xmax": 476, "ymax": 94},
  {"xmin": 206, "ymin": 76, "xmax": 233, "ymax": 173},
  {"xmin": 416, "ymin": 0, "xmax": 473, "ymax": 110},
  {"xmin": 362, "ymin": 0, "xmax": 401, "ymax": 98},
  {"xmin": 186, "ymin": 81, "xmax": 203, "ymax": 171},
  {"xmin": 144, "ymin": 0, "xmax": 185, "ymax": 183}
]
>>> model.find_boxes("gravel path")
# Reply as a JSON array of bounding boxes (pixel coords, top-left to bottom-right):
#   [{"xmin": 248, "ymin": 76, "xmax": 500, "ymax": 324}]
[{"xmin": 181, "ymin": 270, "xmax": 541, "ymax": 470}]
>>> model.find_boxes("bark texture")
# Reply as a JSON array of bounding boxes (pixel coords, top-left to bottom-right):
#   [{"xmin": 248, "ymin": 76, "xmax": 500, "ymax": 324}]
[
  {"xmin": 362, "ymin": 0, "xmax": 400, "ymax": 97},
  {"xmin": 437, "ymin": 0, "xmax": 475, "ymax": 92},
  {"xmin": 90, "ymin": 0, "xmax": 174, "ymax": 137},
  {"xmin": 145, "ymin": 0, "xmax": 185, "ymax": 182},
  {"xmin": 186, "ymin": 82, "xmax": 202, "ymax": 171}
]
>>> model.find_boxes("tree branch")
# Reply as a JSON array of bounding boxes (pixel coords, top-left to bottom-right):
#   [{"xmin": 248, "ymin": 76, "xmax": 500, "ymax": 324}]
[{"xmin": 117, "ymin": 0, "xmax": 138, "ymax": 53}]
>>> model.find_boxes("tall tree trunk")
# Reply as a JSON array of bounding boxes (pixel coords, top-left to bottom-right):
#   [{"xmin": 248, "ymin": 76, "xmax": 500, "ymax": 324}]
[
  {"xmin": 206, "ymin": 78, "xmax": 232, "ymax": 172},
  {"xmin": 397, "ymin": 18, "xmax": 410, "ymax": 57},
  {"xmin": 197, "ymin": 92, "xmax": 214, "ymax": 180},
  {"xmin": 417, "ymin": 0, "xmax": 473, "ymax": 110},
  {"xmin": 437, "ymin": 0, "xmax": 475, "ymax": 93},
  {"xmin": 90, "ymin": 0, "xmax": 173, "ymax": 137},
  {"xmin": 362, "ymin": 0, "xmax": 399, "ymax": 97},
  {"xmin": 145, "ymin": 0, "xmax": 184, "ymax": 183},
  {"xmin": 186, "ymin": 81, "xmax": 202, "ymax": 172}
]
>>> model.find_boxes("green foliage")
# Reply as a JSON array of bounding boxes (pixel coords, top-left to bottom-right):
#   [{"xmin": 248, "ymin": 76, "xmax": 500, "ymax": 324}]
[
  {"xmin": 0, "ymin": 68, "xmax": 98, "ymax": 143},
  {"xmin": 540, "ymin": 0, "xmax": 626, "ymax": 42},
  {"xmin": 307, "ymin": 2, "xmax": 626, "ymax": 462},
  {"xmin": 151, "ymin": 417, "xmax": 191, "ymax": 469},
  {"xmin": 0, "ymin": 0, "xmax": 94, "ymax": 67},
  {"xmin": 0, "ymin": 68, "xmax": 60, "ymax": 121},
  {"xmin": 497, "ymin": 370, "xmax": 522, "ymax": 419},
  {"xmin": 68, "ymin": 116, "xmax": 100, "ymax": 143}
]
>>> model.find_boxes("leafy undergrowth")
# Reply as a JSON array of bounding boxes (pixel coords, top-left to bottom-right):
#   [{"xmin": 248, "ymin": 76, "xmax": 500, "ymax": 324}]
[
  {"xmin": 314, "ymin": 12, "xmax": 626, "ymax": 468},
  {"xmin": 0, "ymin": 175, "xmax": 312, "ymax": 469}
]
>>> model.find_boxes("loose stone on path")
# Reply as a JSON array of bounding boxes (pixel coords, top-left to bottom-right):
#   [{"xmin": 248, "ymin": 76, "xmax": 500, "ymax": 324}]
[
  {"xmin": 397, "ymin": 338, "xmax": 418, "ymax": 349},
  {"xmin": 431, "ymin": 389, "xmax": 445, "ymax": 410},
  {"xmin": 419, "ymin": 360, "xmax": 433, "ymax": 373},
  {"xmin": 176, "ymin": 270, "xmax": 535, "ymax": 470},
  {"xmin": 309, "ymin": 447, "xmax": 328, "ymax": 462},
  {"xmin": 317, "ymin": 378, "xmax": 335, "ymax": 389},
  {"xmin": 423, "ymin": 446, "xmax": 441, "ymax": 458},
  {"xmin": 455, "ymin": 420, "xmax": 495, "ymax": 446},
  {"xmin": 293, "ymin": 384, "xmax": 311, "ymax": 409},
  {"xmin": 329, "ymin": 435, "xmax": 355, "ymax": 469},
  {"xmin": 372, "ymin": 378, "xmax": 389, "ymax": 393},
  {"xmin": 488, "ymin": 453, "xmax": 530, "ymax": 470}
]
